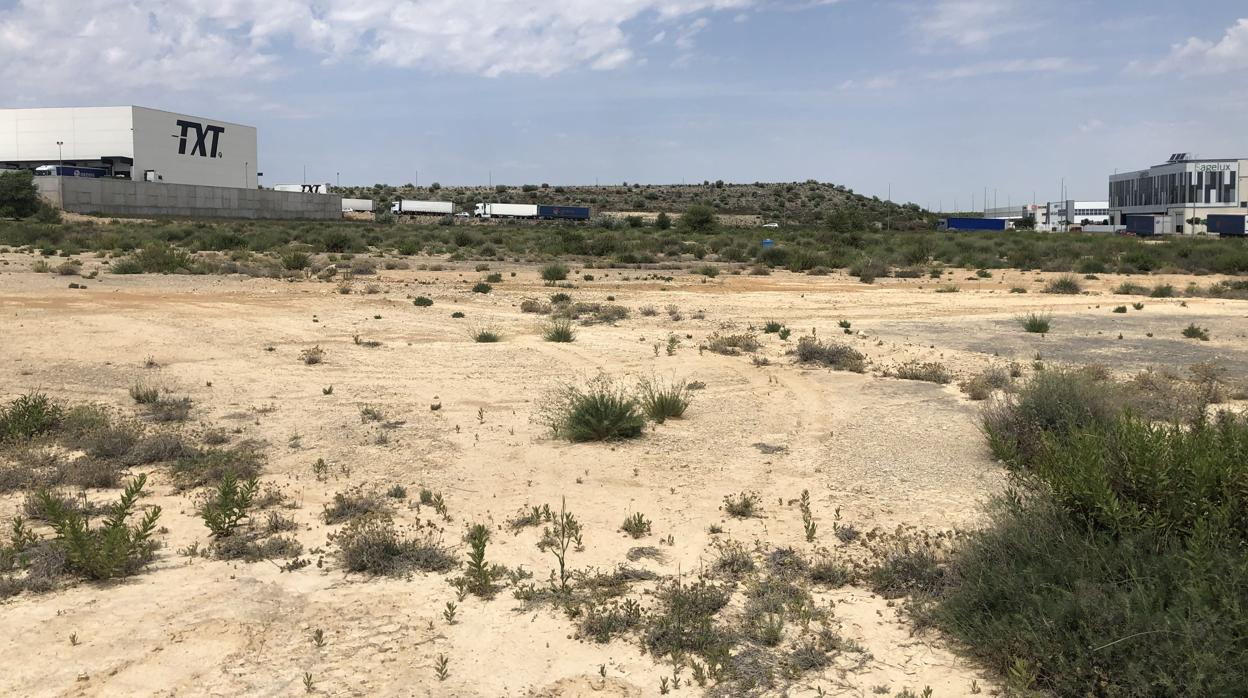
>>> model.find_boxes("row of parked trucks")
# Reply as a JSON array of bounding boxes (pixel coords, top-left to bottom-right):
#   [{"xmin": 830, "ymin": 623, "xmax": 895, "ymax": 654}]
[
  {"xmin": 941, "ymin": 214, "xmax": 1245, "ymax": 237},
  {"xmin": 390, "ymin": 200, "xmax": 590, "ymax": 220}
]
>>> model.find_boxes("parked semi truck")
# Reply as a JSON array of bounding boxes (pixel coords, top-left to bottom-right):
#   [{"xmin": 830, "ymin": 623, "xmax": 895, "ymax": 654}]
[
  {"xmin": 939, "ymin": 217, "xmax": 1008, "ymax": 231},
  {"xmin": 473, "ymin": 203, "xmax": 590, "ymax": 220},
  {"xmin": 391, "ymin": 200, "xmax": 454, "ymax": 216},
  {"xmin": 1206, "ymin": 214, "xmax": 1246, "ymax": 237}
]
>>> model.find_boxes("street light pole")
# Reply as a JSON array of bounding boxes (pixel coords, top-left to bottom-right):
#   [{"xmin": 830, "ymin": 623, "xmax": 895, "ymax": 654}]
[{"xmin": 56, "ymin": 141, "xmax": 65, "ymax": 208}]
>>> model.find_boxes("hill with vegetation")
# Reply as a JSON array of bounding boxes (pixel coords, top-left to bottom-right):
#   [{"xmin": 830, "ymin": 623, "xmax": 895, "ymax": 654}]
[{"xmin": 332, "ymin": 181, "xmax": 935, "ymax": 230}]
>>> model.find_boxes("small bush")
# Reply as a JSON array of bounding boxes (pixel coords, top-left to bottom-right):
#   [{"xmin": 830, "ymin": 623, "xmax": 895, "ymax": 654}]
[
  {"xmin": 1150, "ymin": 283, "xmax": 1176, "ymax": 298},
  {"xmin": 621, "ymin": 512, "xmax": 652, "ymax": 538},
  {"xmin": 761, "ymin": 320, "xmax": 783, "ymax": 334},
  {"xmin": 413, "ymin": 296, "xmax": 433, "ymax": 307},
  {"xmin": 1112, "ymin": 305, "xmax": 1127, "ymax": 313},
  {"xmin": 1043, "ymin": 274, "xmax": 1082, "ymax": 294},
  {"xmin": 723, "ymin": 492, "xmax": 762, "ymax": 518},
  {"xmin": 0, "ymin": 392, "xmax": 64, "ymax": 442},
  {"xmin": 331, "ymin": 516, "xmax": 456, "ymax": 575},
  {"xmin": 520, "ymin": 299, "xmax": 551, "ymax": 314},
  {"xmin": 638, "ymin": 378, "xmax": 691, "ymax": 423},
  {"xmin": 200, "ymin": 473, "xmax": 259, "ymax": 537},
  {"xmin": 542, "ymin": 318, "xmax": 576, "ymax": 343},
  {"xmin": 147, "ymin": 396, "xmax": 192, "ymax": 422},
  {"xmin": 540, "ymin": 262, "xmax": 569, "ymax": 284},
  {"xmin": 538, "ymin": 376, "xmax": 645, "ymax": 442},
  {"xmin": 128, "ymin": 383, "xmax": 160, "ymax": 405},
  {"xmin": 35, "ymin": 475, "xmax": 161, "ymax": 580},
  {"xmin": 887, "ymin": 361, "xmax": 953, "ymax": 384},
  {"xmin": 171, "ymin": 444, "xmax": 264, "ymax": 488},
  {"xmin": 470, "ymin": 326, "xmax": 501, "ymax": 343},
  {"xmin": 471, "ymin": 282, "xmax": 492, "ymax": 294},
  {"xmin": 322, "ymin": 490, "xmax": 390, "ymax": 524},
  {"xmin": 959, "ymin": 367, "xmax": 1012, "ymax": 400},
  {"xmin": 792, "ymin": 337, "xmax": 866, "ymax": 372},
  {"xmin": 300, "ymin": 346, "xmax": 325, "ymax": 365},
  {"xmin": 868, "ymin": 544, "xmax": 944, "ymax": 598},
  {"xmin": 982, "ymin": 368, "xmax": 1119, "ymax": 467},
  {"xmin": 1181, "ymin": 323, "xmax": 1210, "ymax": 341},
  {"xmin": 704, "ymin": 332, "xmax": 760, "ymax": 356},
  {"xmin": 1019, "ymin": 312, "xmax": 1051, "ymax": 334}
]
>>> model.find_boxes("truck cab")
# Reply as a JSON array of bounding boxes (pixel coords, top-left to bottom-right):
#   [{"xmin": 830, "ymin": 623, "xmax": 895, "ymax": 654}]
[
  {"xmin": 473, "ymin": 203, "xmax": 488, "ymax": 218},
  {"xmin": 390, "ymin": 202, "xmax": 401, "ymax": 214}
]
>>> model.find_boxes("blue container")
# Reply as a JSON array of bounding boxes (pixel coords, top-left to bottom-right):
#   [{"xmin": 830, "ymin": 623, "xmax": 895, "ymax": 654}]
[
  {"xmin": 1207, "ymin": 214, "xmax": 1246, "ymax": 236},
  {"xmin": 761, "ymin": 239, "xmax": 775, "ymax": 249},
  {"xmin": 943, "ymin": 217, "xmax": 1006, "ymax": 231},
  {"xmin": 537, "ymin": 205, "xmax": 590, "ymax": 221}
]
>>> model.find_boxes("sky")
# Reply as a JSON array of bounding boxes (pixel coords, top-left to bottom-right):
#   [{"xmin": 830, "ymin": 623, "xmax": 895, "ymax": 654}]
[{"xmin": 1, "ymin": 0, "xmax": 1246, "ymax": 210}]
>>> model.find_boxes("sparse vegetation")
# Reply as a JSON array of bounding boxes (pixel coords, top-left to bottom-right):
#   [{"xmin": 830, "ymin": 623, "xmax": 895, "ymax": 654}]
[
  {"xmin": 542, "ymin": 318, "xmax": 576, "ymax": 343},
  {"xmin": 637, "ymin": 377, "xmax": 691, "ymax": 423},
  {"xmin": 331, "ymin": 516, "xmax": 455, "ymax": 575},
  {"xmin": 792, "ymin": 337, "xmax": 866, "ymax": 372},
  {"xmin": 538, "ymin": 376, "xmax": 646, "ymax": 442},
  {"xmin": 1042, "ymin": 274, "xmax": 1082, "ymax": 294},
  {"xmin": 1018, "ymin": 312, "xmax": 1051, "ymax": 334}
]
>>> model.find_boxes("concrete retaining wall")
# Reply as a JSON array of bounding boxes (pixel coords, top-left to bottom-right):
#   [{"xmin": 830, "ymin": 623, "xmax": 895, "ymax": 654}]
[{"xmin": 35, "ymin": 177, "xmax": 341, "ymax": 220}]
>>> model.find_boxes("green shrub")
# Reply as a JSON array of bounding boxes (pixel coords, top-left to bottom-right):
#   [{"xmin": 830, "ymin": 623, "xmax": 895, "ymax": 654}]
[
  {"xmin": 1150, "ymin": 282, "xmax": 1175, "ymax": 298},
  {"xmin": 35, "ymin": 475, "xmax": 161, "ymax": 580},
  {"xmin": 0, "ymin": 392, "xmax": 64, "ymax": 442},
  {"xmin": 927, "ymin": 409, "xmax": 1248, "ymax": 697},
  {"xmin": 540, "ymin": 262, "xmax": 569, "ymax": 284},
  {"xmin": 539, "ymin": 376, "xmax": 645, "ymax": 442},
  {"xmin": 792, "ymin": 337, "xmax": 865, "ymax": 372},
  {"xmin": 762, "ymin": 320, "xmax": 784, "ymax": 334},
  {"xmin": 1042, "ymin": 274, "xmax": 1082, "ymax": 294},
  {"xmin": 281, "ymin": 251, "xmax": 311, "ymax": 271},
  {"xmin": 413, "ymin": 296, "xmax": 433, "ymax": 307},
  {"xmin": 542, "ymin": 318, "xmax": 576, "ymax": 343},
  {"xmin": 200, "ymin": 473, "xmax": 259, "ymax": 537},
  {"xmin": 621, "ymin": 512, "xmax": 652, "ymax": 538},
  {"xmin": 638, "ymin": 378, "xmax": 691, "ymax": 423},
  {"xmin": 1018, "ymin": 312, "xmax": 1051, "ymax": 334},
  {"xmin": 1181, "ymin": 323, "xmax": 1210, "ymax": 341},
  {"xmin": 982, "ymin": 368, "xmax": 1119, "ymax": 466},
  {"xmin": 470, "ymin": 326, "xmax": 501, "ymax": 343},
  {"xmin": 471, "ymin": 282, "xmax": 492, "ymax": 294}
]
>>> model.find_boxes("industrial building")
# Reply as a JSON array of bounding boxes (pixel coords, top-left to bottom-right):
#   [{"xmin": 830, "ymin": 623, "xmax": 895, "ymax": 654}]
[
  {"xmin": 1109, "ymin": 154, "xmax": 1248, "ymax": 234},
  {"xmin": 1, "ymin": 106, "xmax": 258, "ymax": 188},
  {"xmin": 1, "ymin": 106, "xmax": 340, "ymax": 220},
  {"xmin": 982, "ymin": 203, "xmax": 1045, "ymax": 223},
  {"xmin": 1043, "ymin": 200, "xmax": 1110, "ymax": 231}
]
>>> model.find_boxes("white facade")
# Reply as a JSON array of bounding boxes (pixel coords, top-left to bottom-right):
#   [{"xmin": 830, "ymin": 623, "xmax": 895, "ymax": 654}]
[
  {"xmin": 1043, "ymin": 200, "xmax": 1110, "ymax": 231},
  {"xmin": 1109, "ymin": 156, "xmax": 1248, "ymax": 233},
  {"xmin": 0, "ymin": 106, "xmax": 257, "ymax": 189},
  {"xmin": 983, "ymin": 203, "xmax": 1044, "ymax": 221}
]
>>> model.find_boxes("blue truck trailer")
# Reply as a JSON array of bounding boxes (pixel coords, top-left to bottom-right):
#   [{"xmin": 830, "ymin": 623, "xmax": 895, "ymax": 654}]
[
  {"xmin": 940, "ymin": 217, "xmax": 1007, "ymax": 231},
  {"xmin": 537, "ymin": 205, "xmax": 590, "ymax": 221},
  {"xmin": 1124, "ymin": 215, "xmax": 1165, "ymax": 236},
  {"xmin": 33, "ymin": 165, "xmax": 110, "ymax": 178},
  {"xmin": 1206, "ymin": 214, "xmax": 1246, "ymax": 236}
]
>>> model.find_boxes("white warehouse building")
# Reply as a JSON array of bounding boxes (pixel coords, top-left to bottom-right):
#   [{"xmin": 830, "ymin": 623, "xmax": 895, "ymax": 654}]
[
  {"xmin": 1109, "ymin": 154, "xmax": 1248, "ymax": 234},
  {"xmin": 0, "ymin": 106, "xmax": 258, "ymax": 189}
]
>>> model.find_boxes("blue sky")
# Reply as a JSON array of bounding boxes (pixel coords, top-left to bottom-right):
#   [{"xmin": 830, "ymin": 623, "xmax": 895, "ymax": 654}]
[{"xmin": 2, "ymin": 0, "xmax": 1246, "ymax": 209}]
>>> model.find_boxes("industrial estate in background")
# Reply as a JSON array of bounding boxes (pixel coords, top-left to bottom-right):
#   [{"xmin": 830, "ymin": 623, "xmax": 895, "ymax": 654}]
[{"xmin": 1, "ymin": 105, "xmax": 1245, "ymax": 235}]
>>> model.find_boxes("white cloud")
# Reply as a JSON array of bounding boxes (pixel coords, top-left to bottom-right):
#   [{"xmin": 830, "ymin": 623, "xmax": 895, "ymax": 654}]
[
  {"xmin": 924, "ymin": 56, "xmax": 1084, "ymax": 80},
  {"xmin": 0, "ymin": 0, "xmax": 753, "ymax": 97},
  {"xmin": 911, "ymin": 0, "xmax": 1018, "ymax": 50},
  {"xmin": 1129, "ymin": 18, "xmax": 1248, "ymax": 75},
  {"xmin": 1078, "ymin": 118, "xmax": 1105, "ymax": 133},
  {"xmin": 840, "ymin": 56, "xmax": 1081, "ymax": 91}
]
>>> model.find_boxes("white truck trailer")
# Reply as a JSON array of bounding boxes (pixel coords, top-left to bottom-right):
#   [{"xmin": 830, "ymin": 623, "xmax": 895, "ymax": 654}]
[
  {"xmin": 341, "ymin": 198, "xmax": 374, "ymax": 212},
  {"xmin": 474, "ymin": 203, "xmax": 538, "ymax": 218},
  {"xmin": 391, "ymin": 200, "xmax": 454, "ymax": 215}
]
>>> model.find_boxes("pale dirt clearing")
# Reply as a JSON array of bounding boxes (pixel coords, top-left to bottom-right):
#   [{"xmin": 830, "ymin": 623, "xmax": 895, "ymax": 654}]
[{"xmin": 2, "ymin": 256, "xmax": 1246, "ymax": 697}]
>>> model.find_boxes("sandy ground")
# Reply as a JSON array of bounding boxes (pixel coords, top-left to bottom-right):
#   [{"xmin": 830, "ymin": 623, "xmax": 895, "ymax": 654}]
[{"xmin": 2, "ymin": 253, "xmax": 1247, "ymax": 697}]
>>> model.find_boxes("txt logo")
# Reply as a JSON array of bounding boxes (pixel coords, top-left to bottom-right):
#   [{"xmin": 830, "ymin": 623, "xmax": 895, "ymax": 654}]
[{"xmin": 175, "ymin": 120, "xmax": 225, "ymax": 157}]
